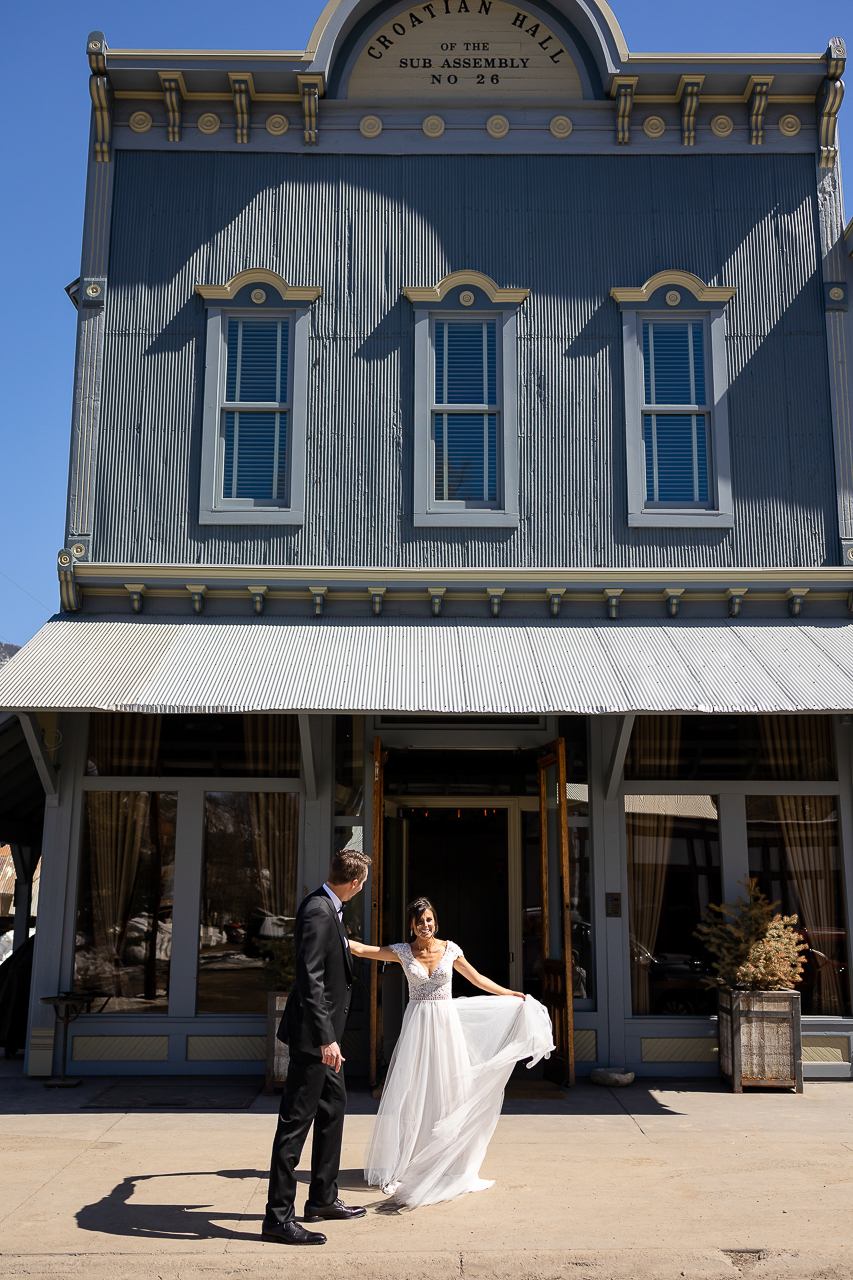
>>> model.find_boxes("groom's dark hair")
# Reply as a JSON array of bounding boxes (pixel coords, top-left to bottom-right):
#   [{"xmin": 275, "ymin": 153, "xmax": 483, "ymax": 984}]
[
  {"xmin": 407, "ymin": 896, "xmax": 438, "ymax": 937},
  {"xmin": 328, "ymin": 849, "xmax": 372, "ymax": 885}
]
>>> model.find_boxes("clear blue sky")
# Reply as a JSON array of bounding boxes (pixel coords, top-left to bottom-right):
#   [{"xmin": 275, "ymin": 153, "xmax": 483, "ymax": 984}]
[{"xmin": 1, "ymin": 0, "xmax": 848, "ymax": 649}]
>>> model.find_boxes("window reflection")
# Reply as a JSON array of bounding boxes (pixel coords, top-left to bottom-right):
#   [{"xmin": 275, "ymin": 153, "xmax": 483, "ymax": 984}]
[
  {"xmin": 335, "ymin": 716, "xmax": 364, "ymax": 816},
  {"xmin": 747, "ymin": 795, "xmax": 850, "ymax": 1016},
  {"xmin": 74, "ymin": 792, "xmax": 176, "ymax": 1012},
  {"xmin": 626, "ymin": 795, "xmax": 720, "ymax": 1016},
  {"xmin": 86, "ymin": 713, "xmax": 300, "ymax": 778},
  {"xmin": 197, "ymin": 792, "xmax": 299, "ymax": 1014}
]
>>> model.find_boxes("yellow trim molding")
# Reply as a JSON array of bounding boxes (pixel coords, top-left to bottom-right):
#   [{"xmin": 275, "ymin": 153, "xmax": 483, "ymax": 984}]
[
  {"xmin": 195, "ymin": 269, "xmax": 322, "ymax": 303},
  {"xmin": 403, "ymin": 270, "xmax": 529, "ymax": 305},
  {"xmin": 610, "ymin": 270, "xmax": 737, "ymax": 305}
]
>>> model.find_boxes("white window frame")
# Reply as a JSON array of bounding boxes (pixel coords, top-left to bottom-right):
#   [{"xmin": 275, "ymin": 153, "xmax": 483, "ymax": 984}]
[
  {"xmin": 199, "ymin": 306, "xmax": 309, "ymax": 525},
  {"xmin": 413, "ymin": 308, "xmax": 519, "ymax": 528},
  {"xmin": 621, "ymin": 307, "xmax": 733, "ymax": 529}
]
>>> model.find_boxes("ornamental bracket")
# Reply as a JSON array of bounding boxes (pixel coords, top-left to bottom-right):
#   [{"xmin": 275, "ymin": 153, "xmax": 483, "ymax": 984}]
[
  {"xmin": 228, "ymin": 72, "xmax": 254, "ymax": 145},
  {"xmin": 818, "ymin": 38, "xmax": 846, "ymax": 170},
  {"xmin": 610, "ymin": 76, "xmax": 637, "ymax": 146},
  {"xmin": 89, "ymin": 73, "xmax": 113, "ymax": 162},
  {"xmin": 57, "ymin": 550, "xmax": 81, "ymax": 611},
  {"xmin": 747, "ymin": 76, "xmax": 774, "ymax": 145},
  {"xmin": 678, "ymin": 75, "xmax": 704, "ymax": 147},
  {"xmin": 158, "ymin": 72, "xmax": 184, "ymax": 143},
  {"xmin": 298, "ymin": 74, "xmax": 324, "ymax": 146}
]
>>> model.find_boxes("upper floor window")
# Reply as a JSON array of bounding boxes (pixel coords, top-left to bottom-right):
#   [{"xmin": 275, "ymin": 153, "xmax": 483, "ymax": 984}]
[
  {"xmin": 223, "ymin": 318, "xmax": 292, "ymax": 503},
  {"xmin": 611, "ymin": 273, "xmax": 736, "ymax": 530},
  {"xmin": 642, "ymin": 320, "xmax": 710, "ymax": 507},
  {"xmin": 196, "ymin": 271, "xmax": 320, "ymax": 527},
  {"xmin": 432, "ymin": 318, "xmax": 499, "ymax": 507}
]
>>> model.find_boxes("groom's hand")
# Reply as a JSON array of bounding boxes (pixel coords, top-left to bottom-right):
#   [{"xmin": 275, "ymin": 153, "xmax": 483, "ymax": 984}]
[{"xmin": 321, "ymin": 1041, "xmax": 344, "ymax": 1073}]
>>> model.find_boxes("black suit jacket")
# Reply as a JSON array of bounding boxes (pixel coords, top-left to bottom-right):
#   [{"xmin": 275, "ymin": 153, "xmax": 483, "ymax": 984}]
[{"xmin": 277, "ymin": 887, "xmax": 354, "ymax": 1055}]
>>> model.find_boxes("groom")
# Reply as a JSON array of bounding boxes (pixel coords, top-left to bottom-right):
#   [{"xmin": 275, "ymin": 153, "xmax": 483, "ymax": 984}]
[{"xmin": 262, "ymin": 848, "xmax": 372, "ymax": 1246}]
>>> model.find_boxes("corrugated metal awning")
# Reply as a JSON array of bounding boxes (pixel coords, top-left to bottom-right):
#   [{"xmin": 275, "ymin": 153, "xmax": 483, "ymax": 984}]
[{"xmin": 2, "ymin": 614, "xmax": 853, "ymax": 715}]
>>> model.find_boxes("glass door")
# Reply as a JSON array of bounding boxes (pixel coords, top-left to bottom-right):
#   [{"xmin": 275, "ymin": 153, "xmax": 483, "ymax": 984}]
[
  {"xmin": 369, "ymin": 736, "xmax": 386, "ymax": 1087},
  {"xmin": 538, "ymin": 740, "xmax": 575, "ymax": 1085}
]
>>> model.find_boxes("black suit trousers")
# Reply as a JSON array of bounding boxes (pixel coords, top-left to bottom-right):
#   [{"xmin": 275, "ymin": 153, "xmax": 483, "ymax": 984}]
[{"xmin": 265, "ymin": 1049, "xmax": 347, "ymax": 1224}]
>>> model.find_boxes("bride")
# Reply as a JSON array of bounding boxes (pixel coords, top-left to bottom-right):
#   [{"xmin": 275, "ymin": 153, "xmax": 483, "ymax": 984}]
[{"xmin": 349, "ymin": 896, "xmax": 554, "ymax": 1210}]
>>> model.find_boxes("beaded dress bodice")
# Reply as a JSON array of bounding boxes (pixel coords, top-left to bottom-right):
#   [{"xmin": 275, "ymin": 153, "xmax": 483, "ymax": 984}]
[{"xmin": 391, "ymin": 941, "xmax": 463, "ymax": 1002}]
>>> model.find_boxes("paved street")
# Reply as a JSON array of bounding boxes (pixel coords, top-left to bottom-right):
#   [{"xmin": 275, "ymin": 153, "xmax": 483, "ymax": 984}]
[{"xmin": 0, "ymin": 1060, "xmax": 850, "ymax": 1280}]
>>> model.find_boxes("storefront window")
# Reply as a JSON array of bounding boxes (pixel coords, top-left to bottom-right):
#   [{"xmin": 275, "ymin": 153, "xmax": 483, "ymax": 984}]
[
  {"xmin": 625, "ymin": 715, "xmax": 836, "ymax": 782},
  {"xmin": 74, "ymin": 792, "xmax": 176, "ymax": 1012},
  {"xmin": 626, "ymin": 795, "xmax": 721, "ymax": 1016},
  {"xmin": 747, "ymin": 795, "xmax": 850, "ymax": 1016},
  {"xmin": 197, "ymin": 792, "xmax": 299, "ymax": 1014},
  {"xmin": 521, "ymin": 812, "xmax": 593, "ymax": 1002},
  {"xmin": 86, "ymin": 713, "xmax": 300, "ymax": 777},
  {"xmin": 335, "ymin": 716, "xmax": 364, "ymax": 815}
]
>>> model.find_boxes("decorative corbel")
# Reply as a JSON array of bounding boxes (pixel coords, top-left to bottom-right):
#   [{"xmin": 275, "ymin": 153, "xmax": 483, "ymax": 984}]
[
  {"xmin": 678, "ymin": 76, "xmax": 704, "ymax": 147},
  {"xmin": 747, "ymin": 77, "xmax": 774, "ymax": 146},
  {"xmin": 310, "ymin": 585, "xmax": 328, "ymax": 616},
  {"xmin": 186, "ymin": 584, "xmax": 207, "ymax": 614},
  {"xmin": 159, "ymin": 73, "xmax": 184, "ymax": 143},
  {"xmin": 726, "ymin": 587, "xmax": 747, "ymax": 617},
  {"xmin": 663, "ymin": 588, "xmax": 684, "ymax": 618},
  {"xmin": 125, "ymin": 584, "xmax": 147, "ymax": 614},
  {"xmin": 89, "ymin": 74, "xmax": 113, "ymax": 162},
  {"xmin": 369, "ymin": 587, "xmax": 386, "ymax": 616},
  {"xmin": 57, "ymin": 550, "xmax": 82, "ymax": 612},
  {"xmin": 428, "ymin": 587, "xmax": 446, "ymax": 617},
  {"xmin": 487, "ymin": 587, "xmax": 505, "ymax": 618},
  {"xmin": 786, "ymin": 587, "xmax": 808, "ymax": 617},
  {"xmin": 818, "ymin": 38, "xmax": 846, "ymax": 170},
  {"xmin": 229, "ymin": 73, "xmax": 253, "ymax": 145},
  {"xmin": 297, "ymin": 74, "xmax": 324, "ymax": 146},
  {"xmin": 604, "ymin": 588, "xmax": 623, "ymax": 620},
  {"xmin": 611, "ymin": 77, "xmax": 637, "ymax": 146},
  {"xmin": 248, "ymin": 585, "xmax": 268, "ymax": 615},
  {"xmin": 546, "ymin": 588, "xmax": 565, "ymax": 618},
  {"xmin": 86, "ymin": 30, "xmax": 107, "ymax": 74}
]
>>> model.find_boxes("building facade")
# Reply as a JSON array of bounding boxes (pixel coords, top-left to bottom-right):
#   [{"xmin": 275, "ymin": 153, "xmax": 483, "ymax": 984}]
[{"xmin": 2, "ymin": 0, "xmax": 853, "ymax": 1082}]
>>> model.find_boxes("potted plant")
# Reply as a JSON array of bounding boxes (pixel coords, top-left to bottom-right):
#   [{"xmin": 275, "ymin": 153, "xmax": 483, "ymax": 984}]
[
  {"xmin": 695, "ymin": 878, "xmax": 808, "ymax": 1093},
  {"xmin": 261, "ymin": 934, "xmax": 295, "ymax": 1095}
]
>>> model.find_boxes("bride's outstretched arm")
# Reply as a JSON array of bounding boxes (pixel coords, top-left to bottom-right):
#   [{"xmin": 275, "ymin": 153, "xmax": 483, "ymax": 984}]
[
  {"xmin": 348, "ymin": 941, "xmax": 400, "ymax": 962},
  {"xmin": 454, "ymin": 955, "xmax": 525, "ymax": 999}
]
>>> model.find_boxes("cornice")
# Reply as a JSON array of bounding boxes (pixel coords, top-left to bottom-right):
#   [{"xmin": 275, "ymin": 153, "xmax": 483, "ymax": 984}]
[
  {"xmin": 194, "ymin": 269, "xmax": 322, "ymax": 303},
  {"xmin": 610, "ymin": 271, "xmax": 737, "ymax": 305},
  {"xmin": 402, "ymin": 271, "xmax": 529, "ymax": 305}
]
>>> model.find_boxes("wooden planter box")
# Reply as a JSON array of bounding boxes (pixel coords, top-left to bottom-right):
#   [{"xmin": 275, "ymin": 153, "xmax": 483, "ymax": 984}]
[
  {"xmin": 265, "ymin": 990, "xmax": 291, "ymax": 1095},
  {"xmin": 718, "ymin": 989, "xmax": 803, "ymax": 1093}
]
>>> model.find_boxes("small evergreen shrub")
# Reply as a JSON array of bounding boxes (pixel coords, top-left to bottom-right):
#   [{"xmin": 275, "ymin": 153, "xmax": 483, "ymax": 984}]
[{"xmin": 695, "ymin": 877, "xmax": 807, "ymax": 991}]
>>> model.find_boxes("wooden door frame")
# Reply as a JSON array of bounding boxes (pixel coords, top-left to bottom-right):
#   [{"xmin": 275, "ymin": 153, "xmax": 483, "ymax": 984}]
[{"xmin": 538, "ymin": 739, "xmax": 576, "ymax": 1086}]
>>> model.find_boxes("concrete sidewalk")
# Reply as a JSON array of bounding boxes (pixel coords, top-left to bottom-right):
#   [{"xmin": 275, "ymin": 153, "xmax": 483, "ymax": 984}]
[{"xmin": 0, "ymin": 1059, "xmax": 850, "ymax": 1280}]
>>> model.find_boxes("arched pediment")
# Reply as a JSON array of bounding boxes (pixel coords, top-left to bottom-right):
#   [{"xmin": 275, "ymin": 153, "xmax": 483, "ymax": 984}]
[
  {"xmin": 402, "ymin": 270, "xmax": 529, "ymax": 304},
  {"xmin": 195, "ymin": 270, "xmax": 322, "ymax": 305},
  {"xmin": 310, "ymin": 0, "xmax": 626, "ymax": 99},
  {"xmin": 610, "ymin": 271, "xmax": 737, "ymax": 307}
]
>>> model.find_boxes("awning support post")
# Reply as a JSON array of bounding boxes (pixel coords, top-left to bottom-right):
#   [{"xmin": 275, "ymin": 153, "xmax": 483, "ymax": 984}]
[
  {"xmin": 297, "ymin": 714, "xmax": 319, "ymax": 803},
  {"xmin": 604, "ymin": 712, "xmax": 635, "ymax": 803},
  {"xmin": 18, "ymin": 713, "xmax": 59, "ymax": 808}
]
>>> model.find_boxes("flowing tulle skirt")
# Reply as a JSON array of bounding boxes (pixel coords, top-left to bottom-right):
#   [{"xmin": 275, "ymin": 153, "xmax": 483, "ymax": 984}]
[{"xmin": 364, "ymin": 995, "xmax": 554, "ymax": 1209}]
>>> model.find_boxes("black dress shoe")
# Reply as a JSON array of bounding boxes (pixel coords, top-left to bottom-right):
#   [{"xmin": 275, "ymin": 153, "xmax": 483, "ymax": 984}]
[
  {"xmin": 261, "ymin": 1220, "xmax": 327, "ymax": 1245},
  {"xmin": 304, "ymin": 1197, "xmax": 367, "ymax": 1222}
]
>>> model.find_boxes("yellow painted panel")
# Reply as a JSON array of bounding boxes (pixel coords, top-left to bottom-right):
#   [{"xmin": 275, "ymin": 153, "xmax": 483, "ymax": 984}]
[
  {"xmin": 28, "ymin": 1028, "xmax": 55, "ymax": 1077},
  {"xmin": 72, "ymin": 1036, "xmax": 168, "ymax": 1062},
  {"xmin": 802, "ymin": 1036, "xmax": 850, "ymax": 1063},
  {"xmin": 187, "ymin": 1036, "xmax": 266, "ymax": 1061},
  {"xmin": 641, "ymin": 1037, "xmax": 719, "ymax": 1063},
  {"xmin": 574, "ymin": 1029, "xmax": 597, "ymax": 1062}
]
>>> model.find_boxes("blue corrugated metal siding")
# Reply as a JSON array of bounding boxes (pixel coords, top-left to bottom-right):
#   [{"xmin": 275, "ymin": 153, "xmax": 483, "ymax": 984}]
[{"xmin": 94, "ymin": 151, "xmax": 836, "ymax": 568}]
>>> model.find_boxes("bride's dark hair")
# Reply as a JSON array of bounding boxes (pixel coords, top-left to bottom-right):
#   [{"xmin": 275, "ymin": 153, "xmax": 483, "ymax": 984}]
[{"xmin": 406, "ymin": 896, "xmax": 438, "ymax": 938}]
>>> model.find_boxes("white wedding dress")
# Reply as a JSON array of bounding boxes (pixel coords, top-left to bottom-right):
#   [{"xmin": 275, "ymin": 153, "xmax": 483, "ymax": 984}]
[{"xmin": 364, "ymin": 941, "xmax": 555, "ymax": 1209}]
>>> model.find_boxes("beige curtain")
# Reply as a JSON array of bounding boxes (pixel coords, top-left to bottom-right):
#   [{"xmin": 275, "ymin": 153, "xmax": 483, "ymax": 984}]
[
  {"xmin": 84, "ymin": 791, "xmax": 152, "ymax": 990},
  {"xmin": 88, "ymin": 714, "xmax": 162, "ymax": 776},
  {"xmin": 244, "ymin": 717, "xmax": 300, "ymax": 918},
  {"xmin": 758, "ymin": 715, "xmax": 835, "ymax": 783},
  {"xmin": 628, "ymin": 716, "xmax": 683, "ymax": 779},
  {"xmin": 626, "ymin": 717, "xmax": 681, "ymax": 1013},
  {"xmin": 758, "ymin": 718, "xmax": 844, "ymax": 1014}
]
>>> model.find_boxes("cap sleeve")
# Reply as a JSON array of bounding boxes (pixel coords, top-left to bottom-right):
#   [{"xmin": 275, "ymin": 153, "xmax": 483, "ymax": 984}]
[
  {"xmin": 448, "ymin": 941, "xmax": 464, "ymax": 961},
  {"xmin": 390, "ymin": 943, "xmax": 409, "ymax": 960}
]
